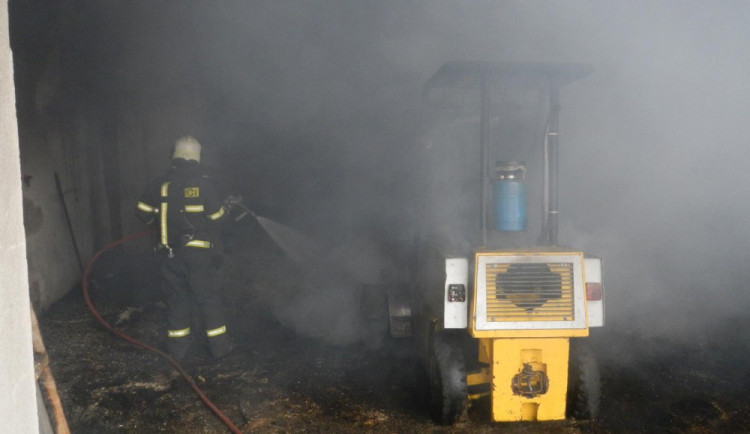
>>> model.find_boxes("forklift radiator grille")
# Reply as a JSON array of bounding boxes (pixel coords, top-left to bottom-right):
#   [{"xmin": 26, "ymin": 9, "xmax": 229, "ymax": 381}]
[{"xmin": 484, "ymin": 262, "xmax": 575, "ymax": 322}]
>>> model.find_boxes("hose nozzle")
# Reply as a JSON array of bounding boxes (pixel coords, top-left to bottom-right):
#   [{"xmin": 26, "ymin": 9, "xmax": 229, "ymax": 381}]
[
  {"xmin": 234, "ymin": 203, "xmax": 256, "ymax": 222},
  {"xmin": 222, "ymin": 195, "xmax": 260, "ymax": 222}
]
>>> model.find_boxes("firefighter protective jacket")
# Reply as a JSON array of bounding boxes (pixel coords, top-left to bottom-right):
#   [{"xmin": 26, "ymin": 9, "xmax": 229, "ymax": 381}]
[{"xmin": 136, "ymin": 159, "xmax": 226, "ymax": 251}]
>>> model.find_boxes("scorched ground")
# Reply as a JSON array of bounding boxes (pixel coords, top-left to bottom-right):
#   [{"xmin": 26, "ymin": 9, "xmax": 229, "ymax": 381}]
[{"xmin": 38, "ymin": 227, "xmax": 750, "ymax": 433}]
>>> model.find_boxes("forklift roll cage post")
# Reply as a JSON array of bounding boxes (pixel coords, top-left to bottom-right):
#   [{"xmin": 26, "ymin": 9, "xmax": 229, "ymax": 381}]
[{"xmin": 419, "ymin": 61, "xmax": 593, "ymax": 247}]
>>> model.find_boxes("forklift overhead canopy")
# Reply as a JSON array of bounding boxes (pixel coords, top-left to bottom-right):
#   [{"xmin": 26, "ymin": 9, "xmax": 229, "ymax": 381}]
[{"xmin": 425, "ymin": 61, "xmax": 593, "ymax": 90}]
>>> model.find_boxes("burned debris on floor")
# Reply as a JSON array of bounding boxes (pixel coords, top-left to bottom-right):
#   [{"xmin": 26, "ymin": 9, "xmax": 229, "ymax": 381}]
[{"xmin": 38, "ymin": 232, "xmax": 750, "ymax": 433}]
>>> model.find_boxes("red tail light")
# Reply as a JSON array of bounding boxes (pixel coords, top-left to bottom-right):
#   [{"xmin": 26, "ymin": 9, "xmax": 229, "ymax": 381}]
[{"xmin": 586, "ymin": 282, "xmax": 603, "ymax": 301}]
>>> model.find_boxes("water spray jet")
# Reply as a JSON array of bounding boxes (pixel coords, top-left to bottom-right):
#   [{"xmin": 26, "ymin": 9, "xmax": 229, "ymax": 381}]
[{"xmin": 230, "ymin": 199, "xmax": 322, "ymax": 265}]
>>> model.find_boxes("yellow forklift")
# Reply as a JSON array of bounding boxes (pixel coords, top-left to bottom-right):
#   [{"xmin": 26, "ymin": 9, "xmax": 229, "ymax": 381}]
[{"xmin": 393, "ymin": 61, "xmax": 604, "ymax": 424}]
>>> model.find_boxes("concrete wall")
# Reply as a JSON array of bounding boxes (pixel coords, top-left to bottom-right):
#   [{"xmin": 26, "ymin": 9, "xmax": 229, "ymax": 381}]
[
  {"xmin": 20, "ymin": 124, "xmax": 94, "ymax": 310},
  {"xmin": 0, "ymin": 0, "xmax": 39, "ymax": 430},
  {"xmin": 12, "ymin": 1, "xmax": 105, "ymax": 312}
]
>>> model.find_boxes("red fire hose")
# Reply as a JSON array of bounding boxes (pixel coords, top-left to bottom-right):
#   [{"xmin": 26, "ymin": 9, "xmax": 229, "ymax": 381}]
[{"xmin": 81, "ymin": 230, "xmax": 243, "ymax": 434}]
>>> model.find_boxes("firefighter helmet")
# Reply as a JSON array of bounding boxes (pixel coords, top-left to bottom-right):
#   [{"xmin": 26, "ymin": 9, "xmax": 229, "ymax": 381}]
[{"xmin": 172, "ymin": 136, "xmax": 201, "ymax": 162}]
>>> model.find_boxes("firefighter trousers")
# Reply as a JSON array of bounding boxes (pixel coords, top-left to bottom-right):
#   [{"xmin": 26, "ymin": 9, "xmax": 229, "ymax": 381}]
[{"xmin": 159, "ymin": 247, "xmax": 232, "ymax": 359}]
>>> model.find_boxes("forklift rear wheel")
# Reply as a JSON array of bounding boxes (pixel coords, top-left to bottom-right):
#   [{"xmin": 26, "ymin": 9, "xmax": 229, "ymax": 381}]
[
  {"xmin": 567, "ymin": 341, "xmax": 601, "ymax": 419},
  {"xmin": 429, "ymin": 333, "xmax": 468, "ymax": 425}
]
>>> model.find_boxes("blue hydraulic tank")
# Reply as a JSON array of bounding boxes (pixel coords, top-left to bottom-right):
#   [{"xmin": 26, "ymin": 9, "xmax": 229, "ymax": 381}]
[{"xmin": 493, "ymin": 162, "xmax": 527, "ymax": 232}]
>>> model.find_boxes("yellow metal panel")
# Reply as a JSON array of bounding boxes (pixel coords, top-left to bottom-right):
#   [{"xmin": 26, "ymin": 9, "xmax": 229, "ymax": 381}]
[
  {"xmin": 491, "ymin": 338, "xmax": 569, "ymax": 422},
  {"xmin": 466, "ymin": 366, "xmax": 492, "ymax": 400},
  {"xmin": 467, "ymin": 368, "xmax": 491, "ymax": 386},
  {"xmin": 472, "ymin": 327, "xmax": 588, "ymax": 339},
  {"xmin": 478, "ymin": 338, "xmax": 492, "ymax": 364}
]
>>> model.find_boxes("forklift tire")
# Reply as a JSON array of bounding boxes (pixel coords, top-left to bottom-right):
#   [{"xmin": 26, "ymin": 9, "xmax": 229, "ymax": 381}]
[
  {"xmin": 428, "ymin": 333, "xmax": 468, "ymax": 425},
  {"xmin": 567, "ymin": 341, "xmax": 601, "ymax": 420}
]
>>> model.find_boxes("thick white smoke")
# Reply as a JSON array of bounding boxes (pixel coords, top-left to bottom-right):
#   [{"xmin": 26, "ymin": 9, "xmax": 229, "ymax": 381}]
[{"xmin": 117, "ymin": 1, "xmax": 750, "ymax": 343}]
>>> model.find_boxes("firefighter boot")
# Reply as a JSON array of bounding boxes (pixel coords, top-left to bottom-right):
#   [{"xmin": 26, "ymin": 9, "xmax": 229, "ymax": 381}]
[
  {"xmin": 166, "ymin": 329, "xmax": 192, "ymax": 360},
  {"xmin": 207, "ymin": 331, "xmax": 234, "ymax": 359}
]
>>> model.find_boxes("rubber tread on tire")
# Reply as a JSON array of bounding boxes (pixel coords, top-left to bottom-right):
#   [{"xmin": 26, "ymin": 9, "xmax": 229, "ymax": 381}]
[
  {"xmin": 429, "ymin": 333, "xmax": 468, "ymax": 425},
  {"xmin": 567, "ymin": 341, "xmax": 601, "ymax": 419}
]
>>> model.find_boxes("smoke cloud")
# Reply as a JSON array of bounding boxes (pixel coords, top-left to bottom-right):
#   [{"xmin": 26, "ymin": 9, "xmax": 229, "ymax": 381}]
[{"xmin": 55, "ymin": 1, "xmax": 750, "ymax": 344}]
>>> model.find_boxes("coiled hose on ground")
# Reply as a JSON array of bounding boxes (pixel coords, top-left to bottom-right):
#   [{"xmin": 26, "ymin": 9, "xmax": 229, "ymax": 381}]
[{"xmin": 81, "ymin": 230, "xmax": 243, "ymax": 434}]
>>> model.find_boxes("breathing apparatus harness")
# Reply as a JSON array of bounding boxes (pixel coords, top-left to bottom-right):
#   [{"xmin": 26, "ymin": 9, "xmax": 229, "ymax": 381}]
[{"xmin": 157, "ymin": 160, "xmax": 220, "ymax": 258}]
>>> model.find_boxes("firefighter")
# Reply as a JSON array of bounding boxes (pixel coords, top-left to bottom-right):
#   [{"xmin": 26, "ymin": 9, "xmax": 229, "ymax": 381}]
[{"xmin": 135, "ymin": 136, "xmax": 234, "ymax": 360}]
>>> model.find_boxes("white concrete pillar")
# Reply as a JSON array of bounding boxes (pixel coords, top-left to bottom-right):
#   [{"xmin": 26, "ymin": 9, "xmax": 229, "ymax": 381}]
[{"xmin": 0, "ymin": 0, "xmax": 39, "ymax": 432}]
